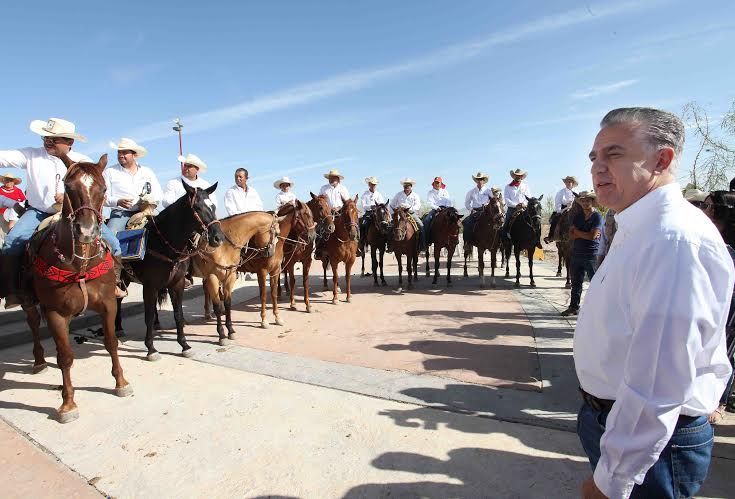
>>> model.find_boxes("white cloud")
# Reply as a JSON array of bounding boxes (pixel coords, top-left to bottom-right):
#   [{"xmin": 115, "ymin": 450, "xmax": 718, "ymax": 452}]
[{"xmin": 571, "ymin": 79, "xmax": 638, "ymax": 100}]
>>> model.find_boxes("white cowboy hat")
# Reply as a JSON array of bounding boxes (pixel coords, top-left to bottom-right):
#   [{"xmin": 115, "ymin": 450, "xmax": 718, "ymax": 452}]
[
  {"xmin": 490, "ymin": 186, "xmax": 501, "ymax": 193},
  {"xmin": 29, "ymin": 117, "xmax": 87, "ymax": 142},
  {"xmin": 471, "ymin": 171, "xmax": 489, "ymax": 181},
  {"xmin": 109, "ymin": 137, "xmax": 147, "ymax": 158},
  {"xmin": 684, "ymin": 188, "xmax": 708, "ymax": 203},
  {"xmin": 364, "ymin": 176, "xmax": 379, "ymax": 185},
  {"xmin": 562, "ymin": 175, "xmax": 578, "ymax": 187},
  {"xmin": 178, "ymin": 153, "xmax": 208, "ymax": 173},
  {"xmin": 399, "ymin": 177, "xmax": 417, "ymax": 186},
  {"xmin": 323, "ymin": 168, "xmax": 344, "ymax": 180},
  {"xmin": 509, "ymin": 168, "xmax": 527, "ymax": 179},
  {"xmin": 273, "ymin": 176, "xmax": 295, "ymax": 189},
  {"xmin": 0, "ymin": 172, "xmax": 22, "ymax": 185}
]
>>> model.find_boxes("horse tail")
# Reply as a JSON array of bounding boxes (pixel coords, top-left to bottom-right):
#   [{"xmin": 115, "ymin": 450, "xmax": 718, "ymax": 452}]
[{"xmin": 157, "ymin": 288, "xmax": 169, "ymax": 307}]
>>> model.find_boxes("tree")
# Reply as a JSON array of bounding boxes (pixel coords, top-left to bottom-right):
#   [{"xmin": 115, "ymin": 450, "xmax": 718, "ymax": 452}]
[{"xmin": 682, "ymin": 99, "xmax": 735, "ymax": 191}]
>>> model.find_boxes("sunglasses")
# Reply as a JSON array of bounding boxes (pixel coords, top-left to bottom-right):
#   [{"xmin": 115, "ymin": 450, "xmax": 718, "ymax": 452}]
[{"xmin": 43, "ymin": 136, "xmax": 71, "ymax": 144}]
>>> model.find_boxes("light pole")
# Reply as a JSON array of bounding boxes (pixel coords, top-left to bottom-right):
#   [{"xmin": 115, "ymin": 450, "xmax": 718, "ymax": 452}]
[{"xmin": 173, "ymin": 118, "xmax": 184, "ymax": 167}]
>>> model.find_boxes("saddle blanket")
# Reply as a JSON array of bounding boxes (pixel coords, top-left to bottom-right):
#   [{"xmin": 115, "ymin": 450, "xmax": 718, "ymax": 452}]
[{"xmin": 116, "ymin": 228, "xmax": 148, "ymax": 261}]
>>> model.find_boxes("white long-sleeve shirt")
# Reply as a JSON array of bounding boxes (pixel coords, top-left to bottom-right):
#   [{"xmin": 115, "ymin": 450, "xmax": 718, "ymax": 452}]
[
  {"xmin": 319, "ymin": 183, "xmax": 350, "ymax": 210},
  {"xmin": 223, "ymin": 185, "xmax": 263, "ymax": 216},
  {"xmin": 389, "ymin": 191, "xmax": 421, "ymax": 213},
  {"xmin": 275, "ymin": 191, "xmax": 297, "ymax": 210},
  {"xmin": 574, "ymin": 183, "xmax": 734, "ymax": 499},
  {"xmin": 0, "ymin": 147, "xmax": 91, "ymax": 213},
  {"xmin": 103, "ymin": 162, "xmax": 163, "ymax": 212},
  {"xmin": 426, "ymin": 188, "xmax": 453, "ymax": 210},
  {"xmin": 161, "ymin": 175, "xmax": 218, "ymax": 209},
  {"xmin": 554, "ymin": 187, "xmax": 576, "ymax": 213},
  {"xmin": 464, "ymin": 185, "xmax": 492, "ymax": 211},
  {"xmin": 503, "ymin": 182, "xmax": 531, "ymax": 208},
  {"xmin": 358, "ymin": 189, "xmax": 386, "ymax": 213}
]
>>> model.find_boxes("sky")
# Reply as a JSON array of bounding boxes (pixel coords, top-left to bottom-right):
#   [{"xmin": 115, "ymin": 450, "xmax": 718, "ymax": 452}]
[{"xmin": 1, "ymin": 0, "xmax": 734, "ymax": 215}]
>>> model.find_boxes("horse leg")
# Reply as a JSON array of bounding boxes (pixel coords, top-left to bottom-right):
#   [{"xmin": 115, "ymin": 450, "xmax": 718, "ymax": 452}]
[
  {"xmin": 504, "ymin": 242, "xmax": 511, "ymax": 278},
  {"xmin": 490, "ymin": 245, "xmax": 497, "ymax": 288},
  {"xmin": 46, "ymin": 310, "xmax": 78, "ymax": 423},
  {"xmin": 360, "ymin": 246, "xmax": 365, "ymax": 277},
  {"xmin": 100, "ymin": 297, "xmax": 132, "ymax": 397},
  {"xmin": 288, "ymin": 263, "xmax": 298, "ymax": 310},
  {"xmin": 528, "ymin": 247, "xmax": 536, "ymax": 287},
  {"xmin": 303, "ymin": 257, "xmax": 313, "ymax": 313},
  {"xmin": 224, "ymin": 274, "xmax": 236, "ymax": 339},
  {"xmin": 143, "ymin": 285, "xmax": 161, "ymax": 361},
  {"xmin": 425, "ymin": 247, "xmax": 430, "ymax": 277},
  {"xmin": 371, "ymin": 245, "xmax": 379, "ymax": 286},
  {"xmin": 330, "ymin": 259, "xmax": 340, "ymax": 305},
  {"xmin": 379, "ymin": 246, "xmax": 387, "ymax": 286},
  {"xmin": 445, "ymin": 245, "xmax": 454, "ymax": 287},
  {"xmin": 565, "ymin": 253, "xmax": 572, "ymax": 289},
  {"xmin": 514, "ymin": 247, "xmax": 522, "ymax": 287},
  {"xmin": 24, "ymin": 305, "xmax": 46, "ymax": 373},
  {"xmin": 271, "ymin": 268, "xmax": 284, "ymax": 326},
  {"xmin": 169, "ymin": 285, "xmax": 192, "ymax": 357},
  {"xmin": 407, "ymin": 251, "xmax": 414, "ymax": 290},
  {"xmin": 345, "ymin": 259, "xmax": 354, "ymax": 303},
  {"xmin": 556, "ymin": 246, "xmax": 563, "ymax": 277},
  {"xmin": 256, "ymin": 271, "xmax": 269, "ymax": 328},
  {"xmin": 114, "ymin": 297, "xmax": 126, "ymax": 337},
  {"xmin": 397, "ymin": 252, "xmax": 403, "ymax": 288},
  {"xmin": 205, "ymin": 275, "xmax": 226, "ymax": 345},
  {"xmin": 463, "ymin": 243, "xmax": 469, "ymax": 277},
  {"xmin": 322, "ymin": 258, "xmax": 329, "ymax": 289},
  {"xmin": 478, "ymin": 248, "xmax": 486, "ymax": 287},
  {"xmin": 433, "ymin": 245, "xmax": 440, "ymax": 285}
]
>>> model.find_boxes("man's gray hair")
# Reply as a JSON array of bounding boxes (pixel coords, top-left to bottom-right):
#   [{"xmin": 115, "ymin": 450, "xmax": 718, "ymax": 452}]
[
  {"xmin": 600, "ymin": 107, "xmax": 685, "ymax": 158},
  {"xmin": 235, "ymin": 167, "xmax": 248, "ymax": 177}
]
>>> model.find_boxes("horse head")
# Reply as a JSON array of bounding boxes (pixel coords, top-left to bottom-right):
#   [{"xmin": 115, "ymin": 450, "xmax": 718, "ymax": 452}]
[
  {"xmin": 374, "ymin": 201, "xmax": 392, "ymax": 235},
  {"xmin": 340, "ymin": 195, "xmax": 360, "ymax": 241},
  {"xmin": 525, "ymin": 195, "xmax": 544, "ymax": 229},
  {"xmin": 182, "ymin": 181, "xmax": 224, "ymax": 248},
  {"xmin": 282, "ymin": 200, "xmax": 317, "ymax": 244},
  {"xmin": 308, "ymin": 192, "xmax": 335, "ymax": 236},
  {"xmin": 483, "ymin": 197, "xmax": 504, "ymax": 228},
  {"xmin": 392, "ymin": 207, "xmax": 413, "ymax": 242},
  {"xmin": 60, "ymin": 153, "xmax": 107, "ymax": 244},
  {"xmin": 442, "ymin": 207, "xmax": 464, "ymax": 244}
]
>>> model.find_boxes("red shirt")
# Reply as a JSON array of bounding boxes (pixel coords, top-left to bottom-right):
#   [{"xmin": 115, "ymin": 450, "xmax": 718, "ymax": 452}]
[{"xmin": 0, "ymin": 186, "xmax": 26, "ymax": 215}]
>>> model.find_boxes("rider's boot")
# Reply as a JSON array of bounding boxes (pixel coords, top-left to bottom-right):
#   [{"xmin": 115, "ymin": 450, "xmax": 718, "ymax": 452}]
[
  {"xmin": 112, "ymin": 254, "xmax": 128, "ymax": 298},
  {"xmin": 0, "ymin": 253, "xmax": 24, "ymax": 309}
]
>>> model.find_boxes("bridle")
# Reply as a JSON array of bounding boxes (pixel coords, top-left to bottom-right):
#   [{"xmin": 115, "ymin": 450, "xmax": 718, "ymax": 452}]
[
  {"xmin": 372, "ymin": 205, "xmax": 392, "ymax": 236},
  {"xmin": 393, "ymin": 209, "xmax": 413, "ymax": 241},
  {"xmin": 335, "ymin": 204, "xmax": 359, "ymax": 243}
]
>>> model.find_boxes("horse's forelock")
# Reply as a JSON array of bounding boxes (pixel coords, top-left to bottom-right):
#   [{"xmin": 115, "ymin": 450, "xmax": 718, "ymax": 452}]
[{"xmin": 65, "ymin": 161, "xmax": 106, "ymax": 190}]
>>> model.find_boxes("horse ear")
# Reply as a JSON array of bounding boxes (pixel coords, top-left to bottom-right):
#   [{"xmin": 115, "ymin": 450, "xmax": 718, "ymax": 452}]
[
  {"xmin": 182, "ymin": 179, "xmax": 195, "ymax": 195},
  {"xmin": 205, "ymin": 182, "xmax": 218, "ymax": 195},
  {"xmin": 97, "ymin": 153, "xmax": 108, "ymax": 170},
  {"xmin": 310, "ymin": 191, "xmax": 317, "ymax": 200},
  {"xmin": 59, "ymin": 154, "xmax": 74, "ymax": 169},
  {"xmin": 538, "ymin": 194, "xmax": 544, "ymax": 201},
  {"xmin": 340, "ymin": 194, "xmax": 347, "ymax": 203},
  {"xmin": 457, "ymin": 214, "xmax": 464, "ymax": 220},
  {"xmin": 354, "ymin": 194, "xmax": 358, "ymax": 203}
]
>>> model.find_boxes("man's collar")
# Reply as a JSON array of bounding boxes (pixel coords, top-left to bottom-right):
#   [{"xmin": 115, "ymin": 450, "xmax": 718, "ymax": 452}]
[{"xmin": 615, "ymin": 182, "xmax": 681, "ymax": 233}]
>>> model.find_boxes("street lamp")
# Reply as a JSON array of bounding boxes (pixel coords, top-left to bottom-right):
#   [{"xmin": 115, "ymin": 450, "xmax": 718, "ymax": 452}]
[{"xmin": 173, "ymin": 118, "xmax": 184, "ymax": 167}]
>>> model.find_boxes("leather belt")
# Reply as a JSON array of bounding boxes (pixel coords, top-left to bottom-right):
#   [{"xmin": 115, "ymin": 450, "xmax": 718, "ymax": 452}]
[{"xmin": 579, "ymin": 387, "xmax": 615, "ymax": 411}]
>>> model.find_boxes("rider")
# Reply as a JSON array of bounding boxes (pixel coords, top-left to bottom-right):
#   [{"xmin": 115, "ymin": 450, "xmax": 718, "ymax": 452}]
[
  {"xmin": 462, "ymin": 171, "xmax": 492, "ymax": 244},
  {"xmin": 223, "ymin": 167, "xmax": 263, "ymax": 216},
  {"xmin": 0, "ymin": 118, "xmax": 122, "ymax": 307},
  {"xmin": 502, "ymin": 168, "xmax": 538, "ymax": 247},
  {"xmin": 358, "ymin": 176, "xmax": 386, "ymax": 250},
  {"xmin": 389, "ymin": 178, "xmax": 423, "ymax": 248},
  {"xmin": 274, "ymin": 176, "xmax": 297, "ymax": 210},
  {"xmin": 315, "ymin": 168, "xmax": 351, "ymax": 260},
  {"xmin": 0, "ymin": 173, "xmax": 26, "ymax": 234},
  {"xmin": 423, "ymin": 177, "xmax": 452, "ymax": 249},
  {"xmin": 544, "ymin": 175, "xmax": 578, "ymax": 244}
]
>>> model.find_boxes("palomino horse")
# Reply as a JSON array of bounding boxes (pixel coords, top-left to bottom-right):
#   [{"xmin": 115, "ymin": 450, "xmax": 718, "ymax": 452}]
[
  {"xmin": 554, "ymin": 200, "xmax": 581, "ymax": 289},
  {"xmin": 462, "ymin": 198, "xmax": 504, "ymax": 287},
  {"xmin": 503, "ymin": 195, "xmax": 544, "ymax": 287},
  {"xmin": 24, "ymin": 154, "xmax": 131, "ymax": 423},
  {"xmin": 319, "ymin": 196, "xmax": 360, "ymax": 304},
  {"xmin": 279, "ymin": 201, "xmax": 317, "ymax": 312},
  {"xmin": 194, "ymin": 211, "xmax": 283, "ymax": 341},
  {"xmin": 425, "ymin": 207, "xmax": 463, "ymax": 286},
  {"xmin": 392, "ymin": 207, "xmax": 420, "ymax": 289},
  {"xmin": 126, "ymin": 181, "xmax": 224, "ymax": 360},
  {"xmin": 363, "ymin": 202, "xmax": 391, "ymax": 286}
]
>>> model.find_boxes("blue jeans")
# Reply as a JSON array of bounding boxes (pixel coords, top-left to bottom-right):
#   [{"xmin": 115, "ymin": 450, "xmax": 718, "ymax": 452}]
[
  {"xmin": 570, "ymin": 254, "xmax": 596, "ymax": 309},
  {"xmin": 107, "ymin": 209, "xmax": 133, "ymax": 234},
  {"xmin": 577, "ymin": 403, "xmax": 713, "ymax": 498}
]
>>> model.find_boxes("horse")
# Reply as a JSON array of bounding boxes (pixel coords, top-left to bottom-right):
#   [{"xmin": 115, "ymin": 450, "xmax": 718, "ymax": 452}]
[
  {"xmin": 503, "ymin": 195, "xmax": 544, "ymax": 287},
  {"xmin": 425, "ymin": 207, "xmax": 463, "ymax": 286},
  {"xmin": 462, "ymin": 198, "xmax": 504, "ymax": 288},
  {"xmin": 22, "ymin": 154, "xmax": 131, "ymax": 423},
  {"xmin": 319, "ymin": 196, "xmax": 360, "ymax": 304},
  {"xmin": 279, "ymin": 201, "xmax": 317, "ymax": 312},
  {"xmin": 392, "ymin": 207, "xmax": 420, "ymax": 289},
  {"xmin": 125, "ymin": 180, "xmax": 224, "ymax": 360},
  {"xmin": 554, "ymin": 200, "xmax": 581, "ymax": 289},
  {"xmin": 363, "ymin": 202, "xmax": 391, "ymax": 286}
]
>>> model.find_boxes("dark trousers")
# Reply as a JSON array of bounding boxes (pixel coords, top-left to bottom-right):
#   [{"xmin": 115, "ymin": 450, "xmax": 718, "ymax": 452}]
[
  {"xmin": 577, "ymin": 402, "xmax": 713, "ymax": 498},
  {"xmin": 422, "ymin": 209, "xmax": 437, "ymax": 247},
  {"xmin": 570, "ymin": 254, "xmax": 596, "ymax": 309}
]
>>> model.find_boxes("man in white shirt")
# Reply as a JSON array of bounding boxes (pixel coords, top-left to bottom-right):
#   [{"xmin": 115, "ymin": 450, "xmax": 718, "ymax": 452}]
[
  {"xmin": 358, "ymin": 176, "xmax": 386, "ymax": 250},
  {"xmin": 389, "ymin": 178, "xmax": 423, "ymax": 249},
  {"xmin": 545, "ymin": 175, "xmax": 578, "ymax": 244},
  {"xmin": 423, "ymin": 176, "xmax": 452, "ymax": 249},
  {"xmin": 104, "ymin": 138, "xmax": 163, "ymax": 233},
  {"xmin": 318, "ymin": 168, "xmax": 350, "ymax": 211},
  {"xmin": 274, "ymin": 176, "xmax": 297, "ymax": 210},
  {"xmin": 161, "ymin": 153, "xmax": 218, "ymax": 209},
  {"xmin": 502, "ymin": 169, "xmax": 532, "ymax": 238},
  {"xmin": 223, "ymin": 168, "xmax": 263, "ymax": 216},
  {"xmin": 463, "ymin": 171, "xmax": 492, "ymax": 244},
  {"xmin": 575, "ymin": 107, "xmax": 734, "ymax": 499}
]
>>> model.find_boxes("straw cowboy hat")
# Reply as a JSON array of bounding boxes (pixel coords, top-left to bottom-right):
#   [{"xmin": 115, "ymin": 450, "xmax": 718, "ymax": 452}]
[
  {"xmin": 471, "ymin": 171, "xmax": 489, "ymax": 182},
  {"xmin": 29, "ymin": 117, "xmax": 87, "ymax": 142},
  {"xmin": 684, "ymin": 188, "xmax": 708, "ymax": 203},
  {"xmin": 109, "ymin": 137, "xmax": 147, "ymax": 158},
  {"xmin": 509, "ymin": 169, "xmax": 527, "ymax": 179},
  {"xmin": 562, "ymin": 175, "xmax": 578, "ymax": 187},
  {"xmin": 400, "ymin": 177, "xmax": 417, "ymax": 186},
  {"xmin": 323, "ymin": 168, "xmax": 344, "ymax": 180},
  {"xmin": 432, "ymin": 176, "xmax": 446, "ymax": 189},
  {"xmin": 0, "ymin": 172, "xmax": 22, "ymax": 185},
  {"xmin": 178, "ymin": 153, "xmax": 208, "ymax": 173},
  {"xmin": 491, "ymin": 186, "xmax": 501, "ymax": 193},
  {"xmin": 577, "ymin": 190, "xmax": 597, "ymax": 200},
  {"xmin": 273, "ymin": 176, "xmax": 295, "ymax": 189},
  {"xmin": 364, "ymin": 176, "xmax": 379, "ymax": 185}
]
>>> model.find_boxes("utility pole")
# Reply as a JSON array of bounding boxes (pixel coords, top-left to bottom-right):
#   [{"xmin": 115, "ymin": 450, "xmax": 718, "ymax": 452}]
[{"xmin": 173, "ymin": 118, "xmax": 184, "ymax": 167}]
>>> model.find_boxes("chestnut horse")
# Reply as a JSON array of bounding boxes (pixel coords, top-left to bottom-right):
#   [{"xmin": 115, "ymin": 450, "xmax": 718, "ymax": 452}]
[
  {"xmin": 364, "ymin": 202, "xmax": 391, "ymax": 286},
  {"xmin": 424, "ymin": 207, "xmax": 463, "ymax": 286},
  {"xmin": 318, "ymin": 195, "xmax": 359, "ymax": 304},
  {"xmin": 392, "ymin": 207, "xmax": 420, "ymax": 289},
  {"xmin": 279, "ymin": 201, "xmax": 317, "ymax": 312},
  {"xmin": 462, "ymin": 198, "xmax": 504, "ymax": 288},
  {"xmin": 23, "ymin": 154, "xmax": 131, "ymax": 423},
  {"xmin": 553, "ymin": 200, "xmax": 581, "ymax": 289},
  {"xmin": 503, "ymin": 195, "xmax": 544, "ymax": 287}
]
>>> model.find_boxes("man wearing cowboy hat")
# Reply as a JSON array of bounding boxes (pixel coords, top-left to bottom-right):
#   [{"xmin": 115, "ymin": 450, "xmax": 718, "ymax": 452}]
[
  {"xmin": 423, "ymin": 176, "xmax": 453, "ymax": 249},
  {"xmin": 462, "ymin": 171, "xmax": 492, "ymax": 244},
  {"xmin": 319, "ymin": 168, "xmax": 351, "ymax": 211},
  {"xmin": 545, "ymin": 175, "xmax": 579, "ymax": 244},
  {"xmin": 358, "ymin": 176, "xmax": 386, "ymax": 250},
  {"xmin": 224, "ymin": 168, "xmax": 263, "ymax": 216},
  {"xmin": 0, "ymin": 173, "xmax": 26, "ymax": 233},
  {"xmin": 503, "ymin": 168, "xmax": 540, "ymax": 247},
  {"xmin": 390, "ymin": 178, "xmax": 424, "ymax": 247},
  {"xmin": 161, "ymin": 153, "xmax": 218, "ymax": 209},
  {"xmin": 274, "ymin": 176, "xmax": 297, "ymax": 209},
  {"xmin": 104, "ymin": 138, "xmax": 163, "ymax": 234}
]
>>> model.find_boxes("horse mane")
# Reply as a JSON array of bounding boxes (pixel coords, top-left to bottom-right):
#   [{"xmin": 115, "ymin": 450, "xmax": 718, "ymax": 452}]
[
  {"xmin": 219, "ymin": 210, "xmax": 270, "ymax": 222},
  {"xmin": 65, "ymin": 161, "xmax": 105, "ymax": 187}
]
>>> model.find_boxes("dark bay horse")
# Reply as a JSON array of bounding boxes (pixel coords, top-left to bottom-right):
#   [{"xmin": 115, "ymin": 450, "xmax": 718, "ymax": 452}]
[
  {"xmin": 24, "ymin": 154, "xmax": 131, "ymax": 423},
  {"xmin": 279, "ymin": 201, "xmax": 317, "ymax": 312},
  {"xmin": 364, "ymin": 202, "xmax": 391, "ymax": 286},
  {"xmin": 425, "ymin": 207, "xmax": 463, "ymax": 286},
  {"xmin": 462, "ymin": 198, "xmax": 504, "ymax": 288},
  {"xmin": 126, "ymin": 181, "xmax": 224, "ymax": 360},
  {"xmin": 554, "ymin": 200, "xmax": 581, "ymax": 289},
  {"xmin": 320, "ymin": 196, "xmax": 359, "ymax": 304},
  {"xmin": 392, "ymin": 207, "xmax": 420, "ymax": 290},
  {"xmin": 503, "ymin": 195, "xmax": 544, "ymax": 287}
]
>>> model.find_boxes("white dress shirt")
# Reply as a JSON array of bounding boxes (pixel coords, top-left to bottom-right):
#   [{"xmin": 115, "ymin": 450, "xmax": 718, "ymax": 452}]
[
  {"xmin": 223, "ymin": 185, "xmax": 263, "ymax": 216},
  {"xmin": 574, "ymin": 183, "xmax": 734, "ymax": 499},
  {"xmin": 464, "ymin": 185, "xmax": 492, "ymax": 211},
  {"xmin": 359, "ymin": 189, "xmax": 386, "ymax": 213},
  {"xmin": 161, "ymin": 175, "xmax": 218, "ymax": 209},
  {"xmin": 0, "ymin": 147, "xmax": 91, "ymax": 213},
  {"xmin": 319, "ymin": 183, "xmax": 351, "ymax": 210},
  {"xmin": 554, "ymin": 187, "xmax": 576, "ymax": 213},
  {"xmin": 389, "ymin": 190, "xmax": 421, "ymax": 213},
  {"xmin": 103, "ymin": 162, "xmax": 163, "ymax": 212},
  {"xmin": 275, "ymin": 191, "xmax": 297, "ymax": 210},
  {"xmin": 503, "ymin": 181, "xmax": 531, "ymax": 208},
  {"xmin": 426, "ymin": 188, "xmax": 453, "ymax": 210}
]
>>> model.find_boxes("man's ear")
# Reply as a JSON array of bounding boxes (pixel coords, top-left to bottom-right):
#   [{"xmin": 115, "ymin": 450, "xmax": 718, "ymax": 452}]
[{"xmin": 656, "ymin": 147, "xmax": 675, "ymax": 172}]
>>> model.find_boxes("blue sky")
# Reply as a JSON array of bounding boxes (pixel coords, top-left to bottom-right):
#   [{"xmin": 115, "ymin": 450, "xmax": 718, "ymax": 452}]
[{"xmin": 1, "ymin": 0, "xmax": 734, "ymax": 214}]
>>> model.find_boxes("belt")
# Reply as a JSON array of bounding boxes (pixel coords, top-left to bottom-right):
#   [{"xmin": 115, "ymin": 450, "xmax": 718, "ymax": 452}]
[{"xmin": 579, "ymin": 387, "xmax": 703, "ymax": 425}]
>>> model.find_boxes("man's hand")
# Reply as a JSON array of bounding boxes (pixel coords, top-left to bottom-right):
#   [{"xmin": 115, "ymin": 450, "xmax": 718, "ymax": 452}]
[
  {"xmin": 581, "ymin": 477, "xmax": 607, "ymax": 499},
  {"xmin": 13, "ymin": 202, "xmax": 26, "ymax": 217},
  {"xmin": 54, "ymin": 193, "xmax": 64, "ymax": 204},
  {"xmin": 569, "ymin": 227, "xmax": 578, "ymax": 239},
  {"xmin": 117, "ymin": 198, "xmax": 134, "ymax": 209}
]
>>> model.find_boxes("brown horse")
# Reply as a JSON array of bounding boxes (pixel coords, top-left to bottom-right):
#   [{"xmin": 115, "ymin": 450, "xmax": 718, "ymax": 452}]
[
  {"xmin": 318, "ymin": 196, "xmax": 359, "ymax": 304},
  {"xmin": 554, "ymin": 201, "xmax": 581, "ymax": 289},
  {"xmin": 363, "ymin": 202, "xmax": 391, "ymax": 286},
  {"xmin": 23, "ymin": 154, "xmax": 131, "ymax": 423},
  {"xmin": 279, "ymin": 201, "xmax": 317, "ymax": 312},
  {"xmin": 503, "ymin": 195, "xmax": 544, "ymax": 287},
  {"xmin": 392, "ymin": 207, "xmax": 420, "ymax": 289},
  {"xmin": 462, "ymin": 198, "xmax": 504, "ymax": 287},
  {"xmin": 425, "ymin": 207, "xmax": 463, "ymax": 286}
]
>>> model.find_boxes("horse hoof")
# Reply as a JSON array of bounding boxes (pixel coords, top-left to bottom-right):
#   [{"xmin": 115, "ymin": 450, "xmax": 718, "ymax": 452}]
[
  {"xmin": 514, "ymin": 282, "xmax": 520, "ymax": 288},
  {"xmin": 332, "ymin": 299, "xmax": 339, "ymax": 305},
  {"xmin": 219, "ymin": 338, "xmax": 231, "ymax": 346},
  {"xmin": 228, "ymin": 333, "xmax": 237, "ymax": 340},
  {"xmin": 32, "ymin": 363, "xmax": 48, "ymax": 374},
  {"xmin": 290, "ymin": 304, "xmax": 297, "ymax": 310},
  {"xmin": 58, "ymin": 409, "xmax": 79, "ymax": 424},
  {"xmin": 565, "ymin": 283, "xmax": 571, "ymax": 289},
  {"xmin": 181, "ymin": 349, "xmax": 195, "ymax": 358},
  {"xmin": 556, "ymin": 272, "xmax": 562, "ymax": 277},
  {"xmin": 204, "ymin": 313, "xmax": 213, "ymax": 320},
  {"xmin": 346, "ymin": 297, "xmax": 352, "ymax": 303},
  {"xmin": 275, "ymin": 317, "xmax": 285, "ymax": 326},
  {"xmin": 146, "ymin": 352, "xmax": 161, "ymax": 362},
  {"xmin": 115, "ymin": 384, "xmax": 134, "ymax": 397},
  {"xmin": 530, "ymin": 282, "xmax": 537, "ymax": 288},
  {"xmin": 153, "ymin": 321, "xmax": 162, "ymax": 331},
  {"xmin": 381, "ymin": 281, "xmax": 387, "ymax": 287},
  {"xmin": 261, "ymin": 321, "xmax": 269, "ymax": 329},
  {"xmin": 306, "ymin": 306, "xmax": 312, "ymax": 313}
]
